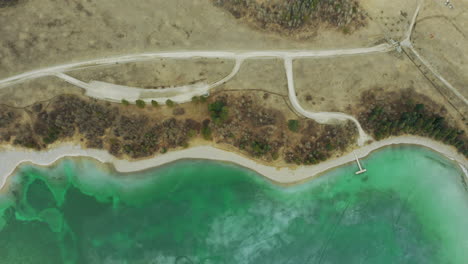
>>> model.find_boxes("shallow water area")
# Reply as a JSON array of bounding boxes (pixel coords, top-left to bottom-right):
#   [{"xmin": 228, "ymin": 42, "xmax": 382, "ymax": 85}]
[{"xmin": 0, "ymin": 145, "xmax": 467, "ymax": 263}]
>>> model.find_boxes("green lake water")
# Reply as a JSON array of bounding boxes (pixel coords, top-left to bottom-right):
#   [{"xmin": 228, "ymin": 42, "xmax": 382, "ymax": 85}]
[{"xmin": 0, "ymin": 145, "xmax": 467, "ymax": 263}]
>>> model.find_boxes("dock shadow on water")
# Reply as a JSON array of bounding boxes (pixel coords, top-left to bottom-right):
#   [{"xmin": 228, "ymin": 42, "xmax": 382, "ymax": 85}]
[{"xmin": 0, "ymin": 145, "xmax": 467, "ymax": 264}]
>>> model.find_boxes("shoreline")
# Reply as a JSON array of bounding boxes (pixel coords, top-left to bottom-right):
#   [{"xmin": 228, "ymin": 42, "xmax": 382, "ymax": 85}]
[{"xmin": 0, "ymin": 135, "xmax": 467, "ymax": 191}]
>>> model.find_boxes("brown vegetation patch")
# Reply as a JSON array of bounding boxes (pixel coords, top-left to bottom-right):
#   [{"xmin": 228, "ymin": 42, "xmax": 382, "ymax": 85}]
[
  {"xmin": 284, "ymin": 120, "xmax": 357, "ymax": 165},
  {"xmin": 0, "ymin": 92, "xmax": 358, "ymax": 165},
  {"xmin": 0, "ymin": 105, "xmax": 29, "ymax": 145},
  {"xmin": 210, "ymin": 93, "xmax": 357, "ymax": 163},
  {"xmin": 212, "ymin": 0, "xmax": 367, "ymax": 37},
  {"xmin": 0, "ymin": 0, "xmax": 19, "ymax": 8}
]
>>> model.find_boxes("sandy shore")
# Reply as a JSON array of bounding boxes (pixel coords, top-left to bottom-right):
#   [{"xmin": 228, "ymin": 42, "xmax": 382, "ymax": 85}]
[{"xmin": 0, "ymin": 135, "xmax": 467, "ymax": 190}]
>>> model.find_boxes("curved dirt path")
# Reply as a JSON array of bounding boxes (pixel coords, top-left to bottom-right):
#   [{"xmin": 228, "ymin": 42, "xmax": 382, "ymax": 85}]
[
  {"xmin": 284, "ymin": 58, "xmax": 372, "ymax": 146},
  {"xmin": 52, "ymin": 59, "xmax": 244, "ymax": 104},
  {"xmin": 0, "ymin": 45, "xmax": 393, "ymax": 89}
]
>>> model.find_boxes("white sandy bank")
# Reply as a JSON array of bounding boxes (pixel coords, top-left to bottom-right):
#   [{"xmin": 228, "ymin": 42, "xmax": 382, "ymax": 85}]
[{"xmin": 0, "ymin": 136, "xmax": 467, "ymax": 190}]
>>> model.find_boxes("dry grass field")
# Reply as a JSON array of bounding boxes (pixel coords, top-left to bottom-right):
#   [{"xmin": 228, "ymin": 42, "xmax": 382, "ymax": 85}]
[
  {"xmin": 293, "ymin": 51, "xmax": 467, "ymax": 130},
  {"xmin": 0, "ymin": 0, "xmax": 399, "ymax": 78}
]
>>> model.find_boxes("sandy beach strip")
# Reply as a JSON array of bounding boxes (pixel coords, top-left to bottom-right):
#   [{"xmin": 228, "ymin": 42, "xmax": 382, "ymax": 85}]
[{"xmin": 0, "ymin": 135, "xmax": 467, "ymax": 190}]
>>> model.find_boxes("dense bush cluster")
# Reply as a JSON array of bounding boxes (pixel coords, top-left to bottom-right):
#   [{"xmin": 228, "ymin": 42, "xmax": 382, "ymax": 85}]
[
  {"xmin": 0, "ymin": 96, "xmax": 200, "ymax": 158},
  {"xmin": 208, "ymin": 99, "xmax": 229, "ymax": 125},
  {"xmin": 206, "ymin": 94, "xmax": 357, "ymax": 162},
  {"xmin": 0, "ymin": 0, "xmax": 18, "ymax": 8},
  {"xmin": 360, "ymin": 91, "xmax": 467, "ymax": 156},
  {"xmin": 213, "ymin": 0, "xmax": 366, "ymax": 33},
  {"xmin": 0, "ymin": 106, "xmax": 17, "ymax": 128},
  {"xmin": 284, "ymin": 121, "xmax": 357, "ymax": 164},
  {"xmin": 0, "ymin": 106, "xmax": 37, "ymax": 148},
  {"xmin": 33, "ymin": 96, "xmax": 117, "ymax": 146}
]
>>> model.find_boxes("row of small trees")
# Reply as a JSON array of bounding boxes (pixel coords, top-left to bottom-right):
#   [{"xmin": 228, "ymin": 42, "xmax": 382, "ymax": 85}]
[
  {"xmin": 121, "ymin": 99, "xmax": 173, "ymax": 108},
  {"xmin": 120, "ymin": 95, "xmax": 209, "ymax": 108}
]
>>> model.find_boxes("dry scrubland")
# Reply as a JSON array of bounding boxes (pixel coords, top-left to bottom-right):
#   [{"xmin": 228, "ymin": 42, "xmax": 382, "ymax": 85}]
[{"xmin": 0, "ymin": 92, "xmax": 358, "ymax": 166}]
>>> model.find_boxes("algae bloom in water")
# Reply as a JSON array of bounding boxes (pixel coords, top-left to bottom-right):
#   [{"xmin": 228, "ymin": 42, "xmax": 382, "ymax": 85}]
[{"xmin": 0, "ymin": 145, "xmax": 467, "ymax": 263}]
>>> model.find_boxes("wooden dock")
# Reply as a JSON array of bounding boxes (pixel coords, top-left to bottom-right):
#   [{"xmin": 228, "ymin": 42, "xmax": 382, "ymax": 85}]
[{"xmin": 354, "ymin": 151, "xmax": 367, "ymax": 175}]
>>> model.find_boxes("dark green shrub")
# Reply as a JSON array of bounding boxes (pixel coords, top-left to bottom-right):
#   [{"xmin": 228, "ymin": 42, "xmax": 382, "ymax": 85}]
[
  {"xmin": 251, "ymin": 140, "xmax": 270, "ymax": 157},
  {"xmin": 166, "ymin": 99, "xmax": 175, "ymax": 107},
  {"xmin": 202, "ymin": 126, "xmax": 212, "ymax": 140},
  {"xmin": 288, "ymin": 120, "xmax": 299, "ymax": 132},
  {"xmin": 188, "ymin": 129, "xmax": 197, "ymax": 138},
  {"xmin": 136, "ymin": 99, "xmax": 146, "ymax": 108},
  {"xmin": 208, "ymin": 100, "xmax": 229, "ymax": 125},
  {"xmin": 151, "ymin": 100, "xmax": 159, "ymax": 107},
  {"xmin": 272, "ymin": 152, "xmax": 279, "ymax": 160},
  {"xmin": 121, "ymin": 99, "xmax": 130, "ymax": 106}
]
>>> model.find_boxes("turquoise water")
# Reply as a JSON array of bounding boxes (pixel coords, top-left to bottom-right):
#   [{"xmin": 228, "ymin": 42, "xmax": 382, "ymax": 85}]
[{"xmin": 0, "ymin": 145, "xmax": 467, "ymax": 263}]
